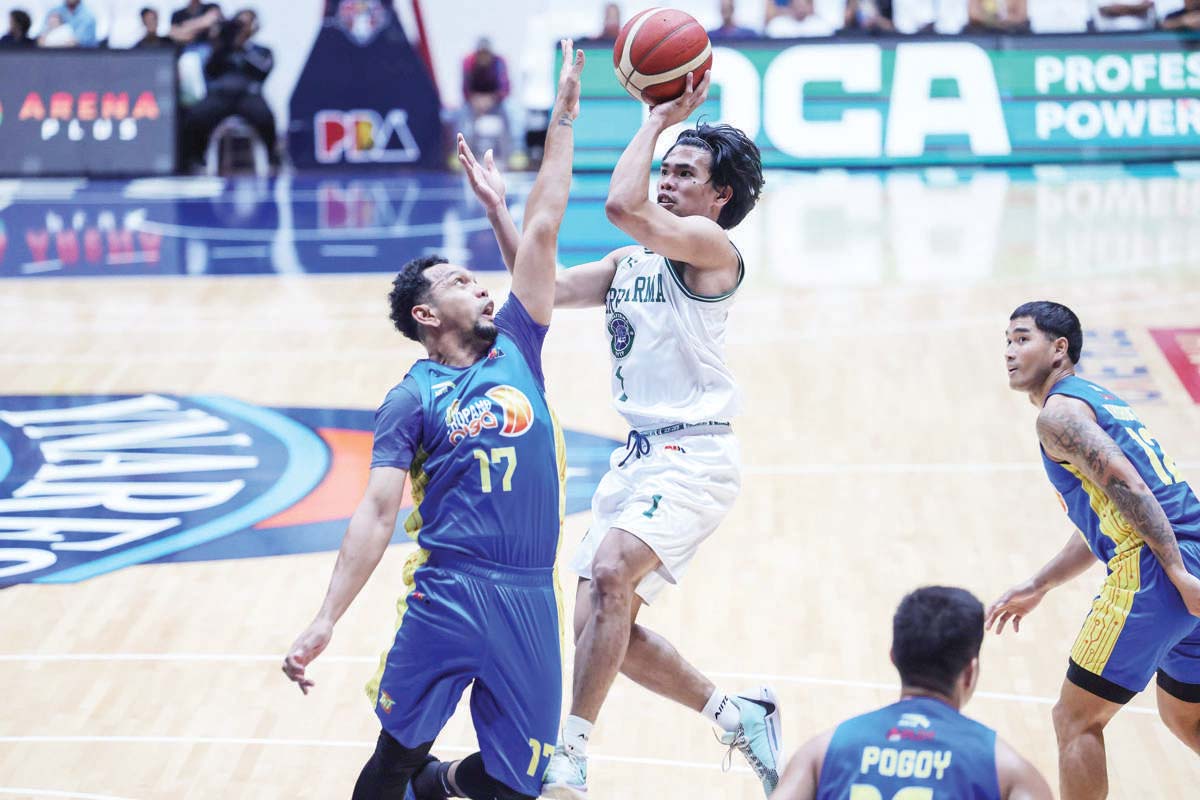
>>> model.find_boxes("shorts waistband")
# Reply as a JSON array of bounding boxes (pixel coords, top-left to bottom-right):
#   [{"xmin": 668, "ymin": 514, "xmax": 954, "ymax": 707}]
[
  {"xmin": 636, "ymin": 420, "xmax": 732, "ymax": 439},
  {"xmin": 424, "ymin": 550, "xmax": 554, "ymax": 586}
]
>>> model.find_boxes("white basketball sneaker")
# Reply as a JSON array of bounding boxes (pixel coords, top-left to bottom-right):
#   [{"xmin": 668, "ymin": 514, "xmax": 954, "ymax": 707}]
[
  {"xmin": 541, "ymin": 745, "xmax": 588, "ymax": 799},
  {"xmin": 719, "ymin": 686, "xmax": 783, "ymax": 797}
]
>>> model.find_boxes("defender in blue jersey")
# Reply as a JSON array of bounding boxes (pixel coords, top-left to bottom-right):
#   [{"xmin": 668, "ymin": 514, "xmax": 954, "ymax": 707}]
[
  {"xmin": 281, "ymin": 42, "xmax": 587, "ymax": 800},
  {"xmin": 989, "ymin": 301, "xmax": 1200, "ymax": 800},
  {"xmin": 775, "ymin": 587, "xmax": 1051, "ymax": 800}
]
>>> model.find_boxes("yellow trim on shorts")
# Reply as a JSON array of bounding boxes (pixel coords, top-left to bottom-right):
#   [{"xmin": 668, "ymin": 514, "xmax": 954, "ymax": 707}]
[
  {"xmin": 1071, "ymin": 544, "xmax": 1142, "ymax": 675},
  {"xmin": 550, "ymin": 406, "xmax": 569, "ymax": 663},
  {"xmin": 364, "ymin": 449, "xmax": 431, "ymax": 708}
]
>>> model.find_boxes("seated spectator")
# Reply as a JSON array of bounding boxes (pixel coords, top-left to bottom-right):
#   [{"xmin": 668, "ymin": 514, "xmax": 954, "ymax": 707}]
[
  {"xmin": 966, "ymin": 0, "xmax": 1030, "ymax": 31},
  {"xmin": 893, "ymin": 0, "xmax": 967, "ymax": 32},
  {"xmin": 845, "ymin": 0, "xmax": 896, "ymax": 31},
  {"xmin": 1028, "ymin": 0, "xmax": 1090, "ymax": 31},
  {"xmin": 136, "ymin": 7, "xmax": 173, "ymax": 47},
  {"xmin": 0, "ymin": 9, "xmax": 34, "ymax": 47},
  {"xmin": 598, "ymin": 2, "xmax": 621, "ymax": 37},
  {"xmin": 766, "ymin": 0, "xmax": 842, "ymax": 36},
  {"xmin": 1162, "ymin": 0, "xmax": 1200, "ymax": 27},
  {"xmin": 1091, "ymin": 0, "xmax": 1182, "ymax": 30},
  {"xmin": 170, "ymin": 0, "xmax": 222, "ymax": 45},
  {"xmin": 181, "ymin": 8, "xmax": 278, "ymax": 169},
  {"xmin": 41, "ymin": 0, "xmax": 97, "ymax": 47},
  {"xmin": 709, "ymin": 0, "xmax": 761, "ymax": 38}
]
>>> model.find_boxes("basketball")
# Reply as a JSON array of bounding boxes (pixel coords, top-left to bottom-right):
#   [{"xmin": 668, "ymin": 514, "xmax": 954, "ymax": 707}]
[{"xmin": 613, "ymin": 8, "xmax": 713, "ymax": 105}]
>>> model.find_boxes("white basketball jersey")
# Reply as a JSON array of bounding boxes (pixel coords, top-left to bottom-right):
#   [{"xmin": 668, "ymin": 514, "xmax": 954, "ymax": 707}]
[{"xmin": 604, "ymin": 247, "xmax": 742, "ymax": 430}]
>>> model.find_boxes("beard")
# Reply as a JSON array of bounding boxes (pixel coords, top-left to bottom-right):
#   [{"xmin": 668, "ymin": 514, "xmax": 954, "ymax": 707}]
[{"xmin": 471, "ymin": 318, "xmax": 499, "ymax": 349}]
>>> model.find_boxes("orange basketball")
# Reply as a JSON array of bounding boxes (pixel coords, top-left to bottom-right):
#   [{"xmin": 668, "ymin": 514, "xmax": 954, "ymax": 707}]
[{"xmin": 613, "ymin": 7, "xmax": 713, "ymax": 105}]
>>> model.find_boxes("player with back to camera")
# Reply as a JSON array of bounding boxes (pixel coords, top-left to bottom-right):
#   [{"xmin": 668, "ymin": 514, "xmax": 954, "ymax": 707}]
[
  {"xmin": 459, "ymin": 62, "xmax": 779, "ymax": 796},
  {"xmin": 280, "ymin": 41, "xmax": 586, "ymax": 800},
  {"xmin": 988, "ymin": 301, "xmax": 1200, "ymax": 800},
  {"xmin": 773, "ymin": 586, "xmax": 1052, "ymax": 800}
]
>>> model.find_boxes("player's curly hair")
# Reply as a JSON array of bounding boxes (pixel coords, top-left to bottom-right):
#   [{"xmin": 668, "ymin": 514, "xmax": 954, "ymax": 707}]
[
  {"xmin": 388, "ymin": 255, "xmax": 447, "ymax": 342},
  {"xmin": 665, "ymin": 122, "xmax": 764, "ymax": 230},
  {"xmin": 1010, "ymin": 301, "xmax": 1083, "ymax": 364}
]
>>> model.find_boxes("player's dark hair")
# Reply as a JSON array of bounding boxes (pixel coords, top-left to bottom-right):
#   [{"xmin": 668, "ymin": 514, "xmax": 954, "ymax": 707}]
[
  {"xmin": 1010, "ymin": 301, "xmax": 1083, "ymax": 364},
  {"xmin": 11, "ymin": 9, "xmax": 31, "ymax": 35},
  {"xmin": 665, "ymin": 122, "xmax": 764, "ymax": 229},
  {"xmin": 892, "ymin": 586, "xmax": 985, "ymax": 697},
  {"xmin": 388, "ymin": 255, "xmax": 447, "ymax": 342}
]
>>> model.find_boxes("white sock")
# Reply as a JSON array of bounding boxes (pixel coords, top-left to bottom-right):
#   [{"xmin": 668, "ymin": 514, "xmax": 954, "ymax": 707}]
[
  {"xmin": 561, "ymin": 715, "xmax": 593, "ymax": 758},
  {"xmin": 702, "ymin": 690, "xmax": 742, "ymax": 733}
]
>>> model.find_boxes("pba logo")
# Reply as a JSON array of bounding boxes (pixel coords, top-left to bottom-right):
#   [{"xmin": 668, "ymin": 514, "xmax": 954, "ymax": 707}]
[
  {"xmin": 314, "ymin": 109, "xmax": 421, "ymax": 164},
  {"xmin": 444, "ymin": 385, "xmax": 535, "ymax": 445},
  {"xmin": 0, "ymin": 394, "xmax": 617, "ymax": 587}
]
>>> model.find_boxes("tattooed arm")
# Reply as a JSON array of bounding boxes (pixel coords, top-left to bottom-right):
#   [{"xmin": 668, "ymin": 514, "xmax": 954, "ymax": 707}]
[{"xmin": 1037, "ymin": 394, "xmax": 1200, "ymax": 616}]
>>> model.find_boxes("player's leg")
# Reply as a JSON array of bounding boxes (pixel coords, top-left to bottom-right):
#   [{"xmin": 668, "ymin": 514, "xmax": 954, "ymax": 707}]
[
  {"xmin": 1154, "ymin": 619, "xmax": 1200, "ymax": 754},
  {"xmin": 411, "ymin": 753, "xmax": 536, "ymax": 800},
  {"xmin": 1051, "ymin": 675, "xmax": 1123, "ymax": 800},
  {"xmin": 352, "ymin": 731, "xmax": 434, "ymax": 800}
]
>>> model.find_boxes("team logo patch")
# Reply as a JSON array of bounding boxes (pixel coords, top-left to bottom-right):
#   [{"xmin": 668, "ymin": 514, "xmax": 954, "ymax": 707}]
[
  {"xmin": 444, "ymin": 385, "xmax": 534, "ymax": 445},
  {"xmin": 0, "ymin": 394, "xmax": 618, "ymax": 587},
  {"xmin": 607, "ymin": 312, "xmax": 635, "ymax": 359}
]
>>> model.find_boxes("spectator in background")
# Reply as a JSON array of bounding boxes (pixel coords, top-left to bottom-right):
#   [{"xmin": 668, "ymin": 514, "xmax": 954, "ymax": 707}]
[
  {"xmin": 1162, "ymin": 0, "xmax": 1200, "ymax": 28},
  {"xmin": 461, "ymin": 36, "xmax": 519, "ymax": 164},
  {"xmin": 599, "ymin": 2, "xmax": 621, "ymax": 37},
  {"xmin": 892, "ymin": 0, "xmax": 968, "ymax": 33},
  {"xmin": 845, "ymin": 0, "xmax": 895, "ymax": 31},
  {"xmin": 0, "ymin": 9, "xmax": 34, "ymax": 47},
  {"xmin": 41, "ymin": 0, "xmax": 97, "ymax": 46},
  {"xmin": 966, "ymin": 0, "xmax": 1030, "ymax": 31},
  {"xmin": 1027, "ymin": 0, "xmax": 1090, "ymax": 31},
  {"xmin": 709, "ymin": 0, "xmax": 761, "ymax": 38},
  {"xmin": 170, "ymin": 0, "xmax": 222, "ymax": 45},
  {"xmin": 1091, "ymin": 0, "xmax": 1182, "ymax": 30},
  {"xmin": 766, "ymin": 0, "xmax": 841, "ymax": 35},
  {"xmin": 136, "ymin": 7, "xmax": 173, "ymax": 47},
  {"xmin": 181, "ymin": 8, "xmax": 277, "ymax": 169}
]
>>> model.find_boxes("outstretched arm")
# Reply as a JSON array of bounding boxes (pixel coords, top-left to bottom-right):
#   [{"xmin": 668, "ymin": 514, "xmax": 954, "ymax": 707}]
[
  {"xmin": 1038, "ymin": 394, "xmax": 1200, "ymax": 615},
  {"xmin": 996, "ymin": 737, "xmax": 1054, "ymax": 800},
  {"xmin": 458, "ymin": 135, "xmax": 520, "ymax": 273},
  {"xmin": 281, "ymin": 466, "xmax": 406, "ymax": 693},
  {"xmin": 986, "ymin": 531, "xmax": 1095, "ymax": 635},
  {"xmin": 772, "ymin": 729, "xmax": 833, "ymax": 800},
  {"xmin": 508, "ymin": 39, "xmax": 585, "ymax": 325},
  {"xmin": 604, "ymin": 71, "xmax": 737, "ymax": 271}
]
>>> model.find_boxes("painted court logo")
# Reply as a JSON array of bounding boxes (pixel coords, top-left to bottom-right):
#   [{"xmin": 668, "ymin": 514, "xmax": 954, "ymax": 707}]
[{"xmin": 0, "ymin": 394, "xmax": 617, "ymax": 587}]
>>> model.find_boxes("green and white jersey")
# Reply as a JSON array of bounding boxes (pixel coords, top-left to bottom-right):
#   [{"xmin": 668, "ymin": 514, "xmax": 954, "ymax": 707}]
[{"xmin": 603, "ymin": 246, "xmax": 744, "ymax": 430}]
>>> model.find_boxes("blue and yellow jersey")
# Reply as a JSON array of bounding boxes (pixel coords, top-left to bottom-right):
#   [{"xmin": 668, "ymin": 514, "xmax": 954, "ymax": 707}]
[
  {"xmin": 1041, "ymin": 375, "xmax": 1200, "ymax": 565},
  {"xmin": 817, "ymin": 697, "xmax": 1000, "ymax": 800},
  {"xmin": 370, "ymin": 295, "xmax": 566, "ymax": 569}
]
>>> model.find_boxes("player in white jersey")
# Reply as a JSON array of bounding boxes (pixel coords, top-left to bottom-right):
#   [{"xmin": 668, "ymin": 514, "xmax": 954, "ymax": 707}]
[{"xmin": 459, "ymin": 71, "xmax": 777, "ymax": 798}]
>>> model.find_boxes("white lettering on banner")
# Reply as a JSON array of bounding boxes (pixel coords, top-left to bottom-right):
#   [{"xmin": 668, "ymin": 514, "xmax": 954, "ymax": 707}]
[
  {"xmin": 1035, "ymin": 56, "xmax": 1065, "ymax": 94},
  {"xmin": 885, "ymin": 43, "xmax": 1011, "ymax": 157},
  {"xmin": 764, "ymin": 45, "xmax": 883, "ymax": 158},
  {"xmin": 1035, "ymin": 99, "xmax": 1200, "ymax": 139},
  {"xmin": 1035, "ymin": 52, "xmax": 1200, "ymax": 94}
]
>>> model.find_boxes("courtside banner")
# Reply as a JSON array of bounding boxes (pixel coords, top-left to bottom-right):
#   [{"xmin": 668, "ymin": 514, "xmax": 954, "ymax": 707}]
[
  {"xmin": 0, "ymin": 50, "xmax": 177, "ymax": 177},
  {"xmin": 569, "ymin": 32, "xmax": 1200, "ymax": 169}
]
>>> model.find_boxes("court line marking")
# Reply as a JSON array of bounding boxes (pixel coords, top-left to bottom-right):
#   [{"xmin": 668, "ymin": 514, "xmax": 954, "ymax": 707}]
[
  {"xmin": 0, "ymin": 790, "xmax": 140, "ymax": 800},
  {"xmin": 0, "ymin": 736, "xmax": 749, "ymax": 775},
  {"xmin": 0, "ymin": 653, "xmax": 1159, "ymax": 716}
]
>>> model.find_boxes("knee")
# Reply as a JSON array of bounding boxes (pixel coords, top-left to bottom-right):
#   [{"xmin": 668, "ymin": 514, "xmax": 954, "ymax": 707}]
[
  {"xmin": 1052, "ymin": 698, "xmax": 1099, "ymax": 744},
  {"xmin": 589, "ymin": 561, "xmax": 634, "ymax": 609}
]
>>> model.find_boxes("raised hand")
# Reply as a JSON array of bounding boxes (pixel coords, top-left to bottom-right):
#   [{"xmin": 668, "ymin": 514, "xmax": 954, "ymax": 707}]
[
  {"xmin": 648, "ymin": 69, "xmax": 711, "ymax": 129},
  {"xmin": 553, "ymin": 38, "xmax": 586, "ymax": 123},
  {"xmin": 457, "ymin": 132, "xmax": 506, "ymax": 212},
  {"xmin": 985, "ymin": 580, "xmax": 1046, "ymax": 635}
]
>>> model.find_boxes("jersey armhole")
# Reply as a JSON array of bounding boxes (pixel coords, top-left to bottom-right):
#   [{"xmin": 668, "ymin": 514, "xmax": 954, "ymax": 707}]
[{"xmin": 664, "ymin": 242, "xmax": 745, "ymax": 303}]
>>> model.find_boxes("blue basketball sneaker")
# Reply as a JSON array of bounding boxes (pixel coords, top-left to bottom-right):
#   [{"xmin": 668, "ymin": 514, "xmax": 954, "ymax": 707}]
[
  {"xmin": 719, "ymin": 686, "xmax": 783, "ymax": 796},
  {"xmin": 541, "ymin": 744, "xmax": 588, "ymax": 799}
]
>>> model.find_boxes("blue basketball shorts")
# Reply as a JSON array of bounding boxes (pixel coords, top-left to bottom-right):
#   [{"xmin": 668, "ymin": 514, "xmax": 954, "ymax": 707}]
[{"xmin": 366, "ymin": 549, "xmax": 563, "ymax": 795}]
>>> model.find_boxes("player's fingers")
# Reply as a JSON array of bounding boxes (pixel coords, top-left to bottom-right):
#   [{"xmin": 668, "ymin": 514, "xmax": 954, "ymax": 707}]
[
  {"xmin": 574, "ymin": 48, "xmax": 585, "ymax": 69},
  {"xmin": 995, "ymin": 611, "xmax": 1010, "ymax": 635},
  {"xmin": 484, "ymin": 149, "xmax": 495, "ymax": 171},
  {"xmin": 684, "ymin": 71, "xmax": 694, "ymax": 94},
  {"xmin": 1013, "ymin": 615, "xmax": 1022, "ymax": 633}
]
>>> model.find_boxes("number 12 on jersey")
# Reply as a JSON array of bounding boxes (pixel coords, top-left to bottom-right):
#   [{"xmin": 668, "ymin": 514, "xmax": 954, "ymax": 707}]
[{"xmin": 472, "ymin": 447, "xmax": 517, "ymax": 493}]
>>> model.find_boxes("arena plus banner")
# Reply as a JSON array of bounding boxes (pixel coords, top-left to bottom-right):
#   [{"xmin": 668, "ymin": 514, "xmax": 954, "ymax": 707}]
[
  {"xmin": 0, "ymin": 394, "xmax": 618, "ymax": 587},
  {"xmin": 569, "ymin": 32, "xmax": 1200, "ymax": 169},
  {"xmin": 0, "ymin": 50, "xmax": 177, "ymax": 177}
]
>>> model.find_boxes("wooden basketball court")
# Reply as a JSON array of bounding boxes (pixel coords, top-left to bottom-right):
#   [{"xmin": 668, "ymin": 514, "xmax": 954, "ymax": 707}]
[{"xmin": 2, "ymin": 165, "xmax": 1199, "ymax": 798}]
